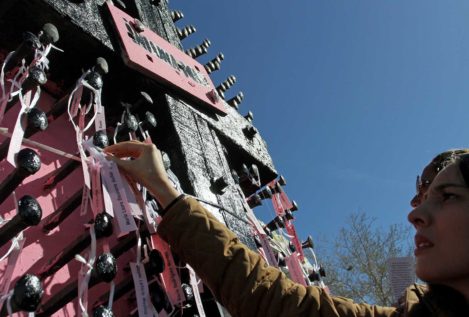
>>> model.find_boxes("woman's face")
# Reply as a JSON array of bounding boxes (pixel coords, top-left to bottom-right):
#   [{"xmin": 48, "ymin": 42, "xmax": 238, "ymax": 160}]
[{"xmin": 408, "ymin": 163, "xmax": 469, "ymax": 289}]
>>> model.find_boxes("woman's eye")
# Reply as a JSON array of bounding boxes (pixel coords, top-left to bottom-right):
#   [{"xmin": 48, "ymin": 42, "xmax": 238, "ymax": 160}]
[{"xmin": 442, "ymin": 193, "xmax": 457, "ymax": 201}]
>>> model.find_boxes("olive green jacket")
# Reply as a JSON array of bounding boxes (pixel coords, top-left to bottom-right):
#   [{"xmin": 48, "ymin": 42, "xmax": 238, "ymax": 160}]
[{"xmin": 158, "ymin": 197, "xmax": 434, "ymax": 317}]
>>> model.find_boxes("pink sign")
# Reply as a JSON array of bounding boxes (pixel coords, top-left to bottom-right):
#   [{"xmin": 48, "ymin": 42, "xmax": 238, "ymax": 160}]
[{"xmin": 107, "ymin": 3, "xmax": 227, "ymax": 115}]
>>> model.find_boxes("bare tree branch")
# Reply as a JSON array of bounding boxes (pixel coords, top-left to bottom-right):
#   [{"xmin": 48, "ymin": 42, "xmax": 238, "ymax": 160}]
[{"xmin": 316, "ymin": 212, "xmax": 412, "ymax": 306}]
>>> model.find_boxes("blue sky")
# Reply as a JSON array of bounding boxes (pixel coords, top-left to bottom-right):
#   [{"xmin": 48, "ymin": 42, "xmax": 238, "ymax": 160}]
[{"xmin": 175, "ymin": 1, "xmax": 469, "ymax": 246}]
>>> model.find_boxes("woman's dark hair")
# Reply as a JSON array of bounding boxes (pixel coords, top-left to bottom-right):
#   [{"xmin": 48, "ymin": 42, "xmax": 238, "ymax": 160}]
[
  {"xmin": 457, "ymin": 154, "xmax": 469, "ymax": 187},
  {"xmin": 429, "ymin": 149, "xmax": 469, "ymax": 172},
  {"xmin": 433, "ymin": 151, "xmax": 469, "ymax": 187}
]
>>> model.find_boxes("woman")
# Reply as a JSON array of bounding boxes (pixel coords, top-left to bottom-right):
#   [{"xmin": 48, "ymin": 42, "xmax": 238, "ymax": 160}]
[
  {"xmin": 407, "ymin": 149, "xmax": 469, "ymax": 316},
  {"xmin": 104, "ymin": 141, "xmax": 469, "ymax": 316}
]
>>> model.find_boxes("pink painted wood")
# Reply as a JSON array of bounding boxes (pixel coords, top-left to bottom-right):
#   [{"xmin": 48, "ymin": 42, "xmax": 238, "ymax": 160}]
[{"xmin": 0, "ymin": 90, "xmax": 135, "ymax": 316}]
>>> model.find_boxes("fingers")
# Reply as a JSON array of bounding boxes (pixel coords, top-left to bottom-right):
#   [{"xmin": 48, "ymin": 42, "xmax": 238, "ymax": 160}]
[
  {"xmin": 106, "ymin": 155, "xmax": 133, "ymax": 171},
  {"xmin": 104, "ymin": 141, "xmax": 146, "ymax": 158}
]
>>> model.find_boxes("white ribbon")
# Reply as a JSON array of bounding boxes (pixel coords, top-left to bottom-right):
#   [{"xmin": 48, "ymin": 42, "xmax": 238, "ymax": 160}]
[
  {"xmin": 7, "ymin": 60, "xmax": 28, "ymax": 99},
  {"xmin": 112, "ymin": 111, "xmax": 127, "ymax": 144},
  {"xmin": 75, "ymin": 225, "xmax": 97, "ymax": 317},
  {"xmin": 4, "ymin": 290, "xmax": 13, "ymax": 315},
  {"xmin": 305, "ymin": 248, "xmax": 327, "ymax": 287},
  {"xmin": 0, "ymin": 52, "xmax": 14, "ymax": 88},
  {"xmin": 67, "ymin": 70, "xmax": 103, "ymax": 191},
  {"xmin": 280, "ymin": 228, "xmax": 295, "ymax": 240},
  {"xmin": 0, "ymin": 51, "xmax": 15, "ymax": 108},
  {"xmin": 0, "ymin": 36, "xmax": 60, "ymax": 124},
  {"xmin": 67, "ymin": 70, "xmax": 99, "ymax": 132},
  {"xmin": 33, "ymin": 43, "xmax": 51, "ymax": 70},
  {"xmin": 107, "ymin": 281, "xmax": 115, "ymax": 310},
  {"xmin": 0, "ymin": 284, "xmax": 13, "ymax": 314},
  {"xmin": 6, "ymin": 86, "xmax": 41, "ymax": 167},
  {"xmin": 0, "ymin": 192, "xmax": 24, "ymax": 262},
  {"xmin": 0, "ymin": 232, "xmax": 23, "ymax": 262}
]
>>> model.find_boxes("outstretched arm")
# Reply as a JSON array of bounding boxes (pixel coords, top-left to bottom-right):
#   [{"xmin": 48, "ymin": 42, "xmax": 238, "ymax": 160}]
[{"xmin": 104, "ymin": 141, "xmax": 398, "ymax": 317}]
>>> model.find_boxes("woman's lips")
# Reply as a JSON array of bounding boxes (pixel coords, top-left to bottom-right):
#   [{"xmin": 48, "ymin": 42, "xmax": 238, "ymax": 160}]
[{"xmin": 414, "ymin": 234, "xmax": 434, "ymax": 255}]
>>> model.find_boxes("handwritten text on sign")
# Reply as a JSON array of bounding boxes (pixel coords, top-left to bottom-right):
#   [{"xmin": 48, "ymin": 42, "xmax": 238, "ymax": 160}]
[
  {"xmin": 101, "ymin": 161, "xmax": 137, "ymax": 234},
  {"xmin": 130, "ymin": 262, "xmax": 153, "ymax": 317}
]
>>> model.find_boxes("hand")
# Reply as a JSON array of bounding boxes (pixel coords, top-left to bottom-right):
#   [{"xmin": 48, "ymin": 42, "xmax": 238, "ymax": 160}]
[{"xmin": 104, "ymin": 141, "xmax": 180, "ymax": 208}]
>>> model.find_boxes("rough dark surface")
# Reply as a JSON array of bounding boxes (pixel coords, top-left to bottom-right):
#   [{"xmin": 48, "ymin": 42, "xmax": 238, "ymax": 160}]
[
  {"xmin": 134, "ymin": 0, "xmax": 182, "ymax": 48},
  {"xmin": 163, "ymin": 94, "xmax": 276, "ymax": 249},
  {"xmin": 17, "ymin": 148, "xmax": 41, "ymax": 174},
  {"xmin": 95, "ymin": 253, "xmax": 117, "ymax": 283},
  {"xmin": 93, "ymin": 130, "xmax": 110, "ymax": 149},
  {"xmin": 13, "ymin": 274, "xmax": 44, "ymax": 312},
  {"xmin": 27, "ymin": 108, "xmax": 48, "ymax": 132},
  {"xmin": 36, "ymin": 0, "xmax": 113, "ymax": 49},
  {"xmin": 94, "ymin": 212, "xmax": 113, "ymax": 238},
  {"xmin": 18, "ymin": 195, "xmax": 42, "ymax": 226}
]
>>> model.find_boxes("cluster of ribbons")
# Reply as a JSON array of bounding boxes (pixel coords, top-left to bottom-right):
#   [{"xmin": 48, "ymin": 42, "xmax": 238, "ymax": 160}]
[
  {"xmin": 63, "ymin": 71, "xmax": 205, "ymax": 316},
  {"xmin": 0, "ymin": 24, "xmax": 61, "ymax": 168},
  {"xmin": 0, "ymin": 24, "xmax": 62, "ymax": 317},
  {"xmin": 244, "ymin": 177, "xmax": 328, "ymax": 289}
]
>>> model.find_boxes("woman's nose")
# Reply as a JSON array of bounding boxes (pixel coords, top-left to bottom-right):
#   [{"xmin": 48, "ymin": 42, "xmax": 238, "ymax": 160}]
[{"xmin": 407, "ymin": 203, "xmax": 431, "ymax": 228}]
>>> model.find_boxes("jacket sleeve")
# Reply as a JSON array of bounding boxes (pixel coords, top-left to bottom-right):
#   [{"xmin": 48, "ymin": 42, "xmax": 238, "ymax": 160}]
[{"xmin": 157, "ymin": 196, "xmax": 399, "ymax": 317}]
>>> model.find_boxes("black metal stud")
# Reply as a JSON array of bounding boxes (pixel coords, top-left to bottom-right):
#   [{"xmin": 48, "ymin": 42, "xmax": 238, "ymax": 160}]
[
  {"xmin": 37, "ymin": 253, "xmax": 117, "ymax": 316},
  {"xmin": 177, "ymin": 25, "xmax": 196, "ymax": 40},
  {"xmin": 0, "ymin": 148, "xmax": 41, "ymax": 206},
  {"xmin": 3, "ymin": 32, "xmax": 41, "ymax": 73},
  {"xmin": 264, "ymin": 216, "xmax": 285, "ymax": 234},
  {"xmin": 39, "ymin": 23, "xmax": 59, "ymax": 46},
  {"xmin": 211, "ymin": 175, "xmax": 229, "ymax": 195},
  {"xmin": 0, "ymin": 274, "xmax": 43, "ymax": 316},
  {"xmin": 0, "ymin": 107, "xmax": 48, "ymax": 162},
  {"xmin": 204, "ymin": 53, "xmax": 224, "ymax": 74},
  {"xmin": 216, "ymin": 75, "xmax": 236, "ymax": 99},
  {"xmin": 0, "ymin": 195, "xmax": 42, "ymax": 248},
  {"xmin": 244, "ymin": 111, "xmax": 254, "ymax": 123},
  {"xmin": 39, "ymin": 212, "xmax": 113, "ymax": 279},
  {"xmin": 42, "ymin": 130, "xmax": 108, "ymax": 189},
  {"xmin": 92, "ymin": 249, "xmax": 164, "ymax": 310},
  {"xmin": 47, "ymin": 58, "xmax": 107, "ymax": 121},
  {"xmin": 139, "ymin": 111, "xmax": 157, "ymax": 132},
  {"xmin": 171, "ymin": 10, "xmax": 184, "ymax": 22},
  {"xmin": 227, "ymin": 92, "xmax": 244, "ymax": 109},
  {"xmin": 301, "ymin": 236, "xmax": 314, "ymax": 249},
  {"xmin": 185, "ymin": 39, "xmax": 211, "ymax": 59},
  {"xmin": 246, "ymin": 194, "xmax": 262, "ymax": 208},
  {"xmin": 258, "ymin": 186, "xmax": 273, "ymax": 200},
  {"xmin": 5, "ymin": 66, "xmax": 47, "ymax": 113}
]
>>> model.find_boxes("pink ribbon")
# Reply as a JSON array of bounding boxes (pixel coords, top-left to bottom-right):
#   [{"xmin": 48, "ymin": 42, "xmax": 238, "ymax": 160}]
[
  {"xmin": 285, "ymin": 253, "xmax": 307, "ymax": 286},
  {"xmin": 150, "ymin": 234, "xmax": 185, "ymax": 307},
  {"xmin": 187, "ymin": 265, "xmax": 206, "ymax": 317}
]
